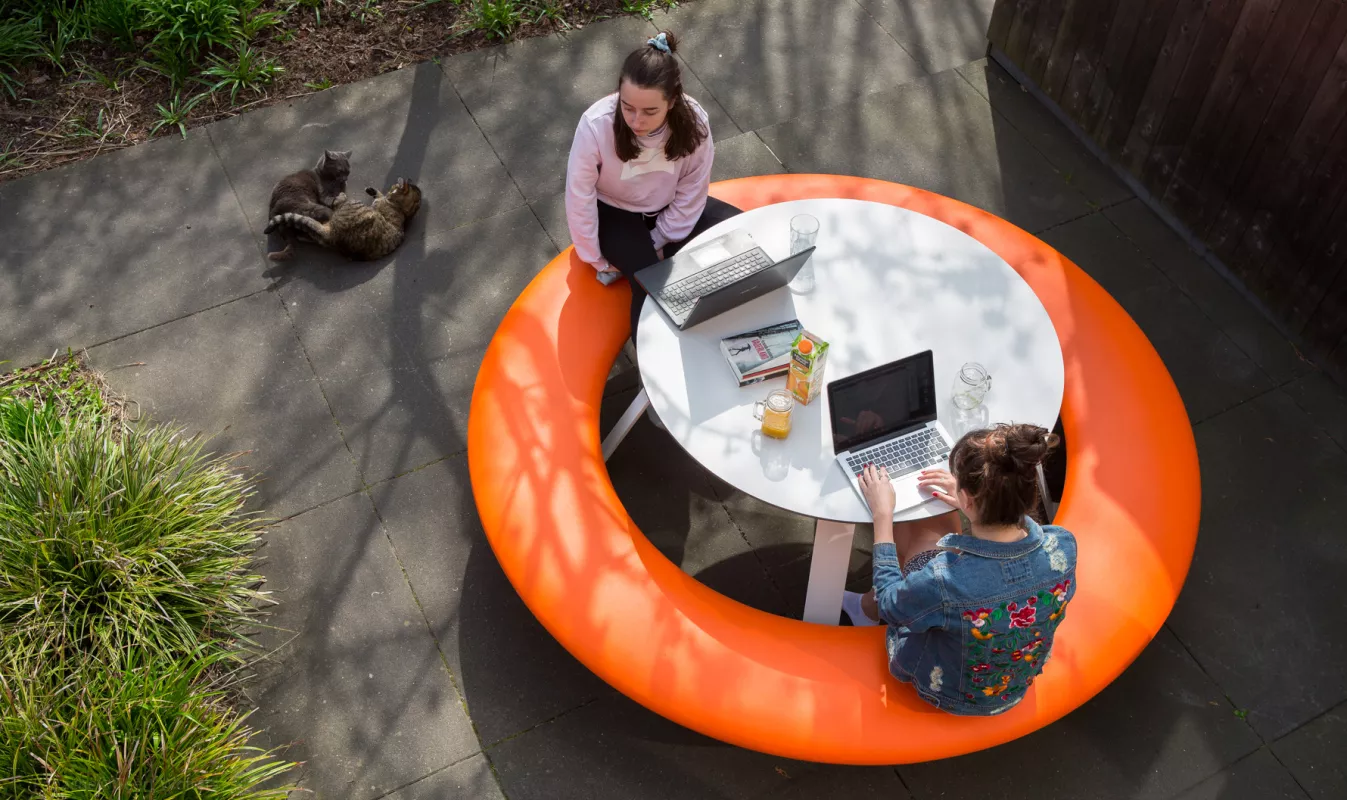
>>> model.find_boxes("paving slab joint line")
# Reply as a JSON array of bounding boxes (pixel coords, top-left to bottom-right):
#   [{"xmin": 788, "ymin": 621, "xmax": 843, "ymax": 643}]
[
  {"xmin": 482, "ymin": 694, "xmax": 605, "ymax": 750},
  {"xmin": 60, "ymin": 289, "xmax": 273, "ymax": 373},
  {"xmin": 750, "ymin": 130, "xmax": 787, "ymax": 172},
  {"xmin": 366, "ymin": 749, "xmax": 505, "ymax": 800},
  {"xmin": 1280, "ymin": 375, "xmax": 1347, "ymax": 459},
  {"xmin": 205, "ymin": 126, "xmax": 272, "ymax": 265},
  {"xmin": 1161, "ymin": 622, "xmax": 1269, "ymax": 749},
  {"xmin": 848, "ymin": 0, "xmax": 929, "ymax": 77},
  {"xmin": 1160, "ymin": 745, "xmax": 1299, "ymax": 800},
  {"xmin": 703, "ymin": 480, "xmax": 794, "ymax": 615},
  {"xmin": 430, "ymin": 57, "xmax": 536, "ymax": 210},
  {"xmin": 1092, "ymin": 211, "xmax": 1286, "ymax": 396},
  {"xmin": 358, "ymin": 488, "xmax": 498, "ymax": 759},
  {"xmin": 949, "ymin": 66, "xmax": 1103, "ymax": 218},
  {"xmin": 270, "ymin": 292, "xmax": 364, "ymax": 477}
]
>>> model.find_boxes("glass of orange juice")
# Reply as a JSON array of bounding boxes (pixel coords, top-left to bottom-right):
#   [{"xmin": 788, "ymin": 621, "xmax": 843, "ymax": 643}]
[{"xmin": 753, "ymin": 390, "xmax": 794, "ymax": 439}]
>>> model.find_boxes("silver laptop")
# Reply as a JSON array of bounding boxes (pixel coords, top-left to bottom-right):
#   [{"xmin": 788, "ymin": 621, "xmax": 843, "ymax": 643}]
[
  {"xmin": 633, "ymin": 230, "xmax": 815, "ymax": 330},
  {"xmin": 828, "ymin": 350, "xmax": 955, "ymax": 514}
]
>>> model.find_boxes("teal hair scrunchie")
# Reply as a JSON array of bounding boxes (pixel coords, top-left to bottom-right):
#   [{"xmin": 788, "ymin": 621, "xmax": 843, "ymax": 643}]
[{"xmin": 647, "ymin": 32, "xmax": 670, "ymax": 53}]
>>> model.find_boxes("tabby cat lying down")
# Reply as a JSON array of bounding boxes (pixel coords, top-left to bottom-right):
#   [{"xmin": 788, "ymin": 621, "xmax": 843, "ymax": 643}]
[{"xmin": 264, "ymin": 178, "xmax": 422, "ymax": 261}]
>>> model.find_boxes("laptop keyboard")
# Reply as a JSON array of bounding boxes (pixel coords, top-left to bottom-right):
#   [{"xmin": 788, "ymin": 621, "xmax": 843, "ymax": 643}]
[
  {"xmin": 847, "ymin": 428, "xmax": 950, "ymax": 480},
  {"xmin": 656, "ymin": 248, "xmax": 774, "ymax": 318}
]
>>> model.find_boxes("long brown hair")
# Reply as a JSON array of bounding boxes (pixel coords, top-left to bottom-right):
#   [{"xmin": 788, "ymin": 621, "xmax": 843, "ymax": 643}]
[
  {"xmin": 949, "ymin": 423, "xmax": 1060, "ymax": 527},
  {"xmin": 612, "ymin": 29, "xmax": 707, "ymax": 162}
]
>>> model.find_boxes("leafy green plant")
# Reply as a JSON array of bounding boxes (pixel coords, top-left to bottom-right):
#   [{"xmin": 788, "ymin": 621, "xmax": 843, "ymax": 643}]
[
  {"xmin": 76, "ymin": 59, "xmax": 123, "ymax": 91},
  {"xmin": 336, "ymin": 0, "xmax": 383, "ymax": 23},
  {"xmin": 36, "ymin": 6, "xmax": 90, "ymax": 77},
  {"xmin": 621, "ymin": 0, "xmax": 677, "ymax": 18},
  {"xmin": 0, "ymin": 145, "xmax": 25, "ymax": 172},
  {"xmin": 0, "ymin": 17, "xmax": 43, "ymax": 97},
  {"xmin": 0, "ymin": 645, "xmax": 295, "ymax": 798},
  {"xmin": 304, "ymin": 76, "xmax": 333, "ymax": 90},
  {"xmin": 289, "ymin": 0, "xmax": 325, "ymax": 25},
  {"xmin": 0, "ymin": 399, "xmax": 266, "ymax": 663},
  {"xmin": 238, "ymin": 0, "xmax": 285, "ymax": 38},
  {"xmin": 472, "ymin": 0, "xmax": 524, "ymax": 40},
  {"xmin": 87, "ymin": 0, "xmax": 149, "ymax": 52},
  {"xmin": 141, "ymin": 0, "xmax": 244, "ymax": 60},
  {"xmin": 202, "ymin": 41, "xmax": 283, "ymax": 102}
]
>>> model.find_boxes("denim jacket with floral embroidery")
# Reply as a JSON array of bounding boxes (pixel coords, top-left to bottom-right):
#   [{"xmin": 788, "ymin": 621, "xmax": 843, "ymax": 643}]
[{"xmin": 873, "ymin": 517, "xmax": 1077, "ymax": 716}]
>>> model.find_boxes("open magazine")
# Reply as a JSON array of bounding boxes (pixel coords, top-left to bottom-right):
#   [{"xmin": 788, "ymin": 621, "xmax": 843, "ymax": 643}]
[{"xmin": 719, "ymin": 320, "xmax": 803, "ymax": 387}]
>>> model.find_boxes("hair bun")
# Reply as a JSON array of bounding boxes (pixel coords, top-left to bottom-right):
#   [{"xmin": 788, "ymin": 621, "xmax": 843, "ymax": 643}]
[
  {"xmin": 1002, "ymin": 423, "xmax": 1059, "ymax": 472},
  {"xmin": 656, "ymin": 29, "xmax": 680, "ymax": 54}
]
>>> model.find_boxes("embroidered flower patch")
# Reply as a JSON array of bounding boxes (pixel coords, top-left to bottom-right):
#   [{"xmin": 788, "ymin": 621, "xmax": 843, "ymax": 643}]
[{"xmin": 961, "ymin": 583, "xmax": 1073, "ymax": 705}]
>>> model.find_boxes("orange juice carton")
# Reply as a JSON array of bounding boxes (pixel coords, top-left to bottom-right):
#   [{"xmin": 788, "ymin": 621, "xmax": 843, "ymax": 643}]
[{"xmin": 786, "ymin": 330, "xmax": 829, "ymax": 405}]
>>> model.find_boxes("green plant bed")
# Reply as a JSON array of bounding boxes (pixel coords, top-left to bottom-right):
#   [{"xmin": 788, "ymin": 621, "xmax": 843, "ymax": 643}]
[{"xmin": 0, "ymin": 354, "xmax": 295, "ymax": 797}]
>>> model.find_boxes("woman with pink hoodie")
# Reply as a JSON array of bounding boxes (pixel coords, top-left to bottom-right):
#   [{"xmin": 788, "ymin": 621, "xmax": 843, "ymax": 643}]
[{"xmin": 565, "ymin": 29, "xmax": 742, "ymax": 341}]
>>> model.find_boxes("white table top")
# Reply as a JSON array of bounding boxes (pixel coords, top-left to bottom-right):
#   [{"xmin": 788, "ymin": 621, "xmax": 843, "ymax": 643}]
[{"xmin": 636, "ymin": 198, "xmax": 1065, "ymax": 524}]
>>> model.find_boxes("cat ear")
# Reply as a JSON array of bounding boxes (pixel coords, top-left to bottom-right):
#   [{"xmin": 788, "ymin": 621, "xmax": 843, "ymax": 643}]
[{"xmin": 314, "ymin": 152, "xmax": 328, "ymax": 170}]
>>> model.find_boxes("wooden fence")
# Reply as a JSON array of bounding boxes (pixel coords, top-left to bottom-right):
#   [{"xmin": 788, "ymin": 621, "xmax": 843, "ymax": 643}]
[{"xmin": 988, "ymin": 0, "xmax": 1347, "ymax": 375}]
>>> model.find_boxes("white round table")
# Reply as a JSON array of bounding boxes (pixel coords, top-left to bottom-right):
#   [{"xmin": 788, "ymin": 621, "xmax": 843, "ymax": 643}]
[{"xmin": 619, "ymin": 198, "xmax": 1064, "ymax": 623}]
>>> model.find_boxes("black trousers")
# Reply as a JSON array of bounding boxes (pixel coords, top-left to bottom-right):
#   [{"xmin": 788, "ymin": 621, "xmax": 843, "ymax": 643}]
[{"xmin": 597, "ymin": 197, "xmax": 744, "ymax": 339}]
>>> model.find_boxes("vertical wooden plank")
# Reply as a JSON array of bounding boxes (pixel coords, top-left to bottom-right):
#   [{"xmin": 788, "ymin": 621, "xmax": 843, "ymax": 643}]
[
  {"xmin": 1141, "ymin": 0, "xmax": 1251, "ymax": 199},
  {"xmin": 1024, "ymin": 0, "xmax": 1073, "ymax": 84},
  {"xmin": 1299, "ymin": 194, "xmax": 1347, "ymax": 343},
  {"xmin": 1283, "ymin": 171, "xmax": 1347, "ymax": 332},
  {"xmin": 1122, "ymin": 0, "xmax": 1246, "ymax": 177},
  {"xmin": 1006, "ymin": 0, "xmax": 1046, "ymax": 65},
  {"xmin": 1183, "ymin": 0, "xmax": 1322, "ymax": 249},
  {"xmin": 1157, "ymin": 0, "xmax": 1285, "ymax": 233},
  {"xmin": 1206, "ymin": 2, "xmax": 1347, "ymax": 279},
  {"xmin": 1041, "ymin": 0, "xmax": 1092, "ymax": 101},
  {"xmin": 1078, "ymin": 1, "xmax": 1149, "ymax": 137},
  {"xmin": 1059, "ymin": 0, "xmax": 1126, "ymax": 122},
  {"xmin": 988, "ymin": 0, "xmax": 1028, "ymax": 50},
  {"xmin": 1098, "ymin": 0, "xmax": 1186, "ymax": 157},
  {"xmin": 1241, "ymin": 34, "xmax": 1347, "ymax": 294}
]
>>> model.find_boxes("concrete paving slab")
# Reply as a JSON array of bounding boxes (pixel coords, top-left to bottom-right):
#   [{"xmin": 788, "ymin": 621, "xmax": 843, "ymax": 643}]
[
  {"xmin": 383, "ymin": 754, "xmax": 505, "ymax": 800},
  {"xmin": 652, "ymin": 0, "xmax": 927, "ymax": 132},
  {"xmin": 898, "ymin": 628, "xmax": 1262, "ymax": 799},
  {"xmin": 369, "ymin": 458, "xmax": 610, "ymax": 747},
  {"xmin": 958, "ymin": 58, "xmax": 1133, "ymax": 208},
  {"xmin": 486, "ymin": 692, "xmax": 911, "ymax": 800},
  {"xmin": 87, "ymin": 292, "xmax": 362, "ymax": 519},
  {"xmin": 1042, "ymin": 213, "xmax": 1272, "ymax": 422},
  {"xmin": 1173, "ymin": 748, "xmax": 1310, "ymax": 800},
  {"xmin": 0, "ymin": 133, "xmax": 264, "ymax": 370},
  {"xmin": 442, "ymin": 15, "xmax": 738, "ymax": 203},
  {"xmin": 246, "ymin": 492, "xmax": 481, "ymax": 800},
  {"xmin": 755, "ymin": 69, "xmax": 1094, "ymax": 233},
  {"xmin": 857, "ymin": 0, "xmax": 996, "ymax": 75},
  {"xmin": 1104, "ymin": 199, "xmax": 1313, "ymax": 385},
  {"xmin": 1283, "ymin": 370, "xmax": 1347, "ymax": 452},
  {"xmin": 276, "ymin": 205, "xmax": 556, "ymax": 484},
  {"xmin": 1272, "ymin": 704, "xmax": 1347, "ymax": 800},
  {"xmin": 208, "ymin": 61, "xmax": 526, "ymax": 251},
  {"xmin": 1170, "ymin": 389, "xmax": 1347, "ymax": 740}
]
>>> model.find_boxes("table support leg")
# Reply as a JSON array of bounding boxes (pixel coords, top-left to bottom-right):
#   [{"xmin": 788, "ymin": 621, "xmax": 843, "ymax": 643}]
[
  {"xmin": 802, "ymin": 519, "xmax": 857, "ymax": 625},
  {"xmin": 601, "ymin": 387, "xmax": 650, "ymax": 462}
]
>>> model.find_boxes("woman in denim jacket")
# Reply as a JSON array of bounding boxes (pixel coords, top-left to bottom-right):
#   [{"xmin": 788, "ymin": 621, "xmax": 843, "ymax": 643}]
[{"xmin": 842, "ymin": 423, "xmax": 1078, "ymax": 716}]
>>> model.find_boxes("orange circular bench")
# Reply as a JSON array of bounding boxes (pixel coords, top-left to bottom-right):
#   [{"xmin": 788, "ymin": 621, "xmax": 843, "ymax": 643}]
[{"xmin": 467, "ymin": 175, "xmax": 1200, "ymax": 764}]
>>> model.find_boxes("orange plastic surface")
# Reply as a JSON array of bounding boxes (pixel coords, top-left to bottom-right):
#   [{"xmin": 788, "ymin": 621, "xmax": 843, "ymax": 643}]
[{"xmin": 467, "ymin": 175, "xmax": 1201, "ymax": 764}]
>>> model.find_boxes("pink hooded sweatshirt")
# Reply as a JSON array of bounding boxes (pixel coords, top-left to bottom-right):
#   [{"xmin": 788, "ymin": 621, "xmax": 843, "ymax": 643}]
[{"xmin": 565, "ymin": 93, "xmax": 715, "ymax": 272}]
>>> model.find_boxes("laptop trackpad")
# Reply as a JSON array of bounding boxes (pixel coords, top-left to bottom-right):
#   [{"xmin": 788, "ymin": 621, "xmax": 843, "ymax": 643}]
[{"xmin": 691, "ymin": 241, "xmax": 734, "ymax": 269}]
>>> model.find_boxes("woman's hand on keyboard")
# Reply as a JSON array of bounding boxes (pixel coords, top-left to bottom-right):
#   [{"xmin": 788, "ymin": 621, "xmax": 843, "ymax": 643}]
[
  {"xmin": 859, "ymin": 464, "xmax": 896, "ymax": 519},
  {"xmin": 917, "ymin": 468, "xmax": 961, "ymax": 509}
]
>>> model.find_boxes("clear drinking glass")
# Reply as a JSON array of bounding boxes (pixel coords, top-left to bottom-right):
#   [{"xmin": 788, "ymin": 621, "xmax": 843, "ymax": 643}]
[
  {"xmin": 952, "ymin": 362, "xmax": 992, "ymax": 410},
  {"xmin": 789, "ymin": 214, "xmax": 820, "ymax": 293}
]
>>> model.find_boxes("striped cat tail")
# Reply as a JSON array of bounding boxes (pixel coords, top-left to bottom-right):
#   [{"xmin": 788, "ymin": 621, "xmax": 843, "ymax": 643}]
[{"xmin": 264, "ymin": 212, "xmax": 328, "ymax": 242}]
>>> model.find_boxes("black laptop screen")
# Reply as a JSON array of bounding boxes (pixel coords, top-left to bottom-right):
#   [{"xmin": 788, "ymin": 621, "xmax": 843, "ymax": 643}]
[{"xmin": 828, "ymin": 350, "xmax": 938, "ymax": 454}]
